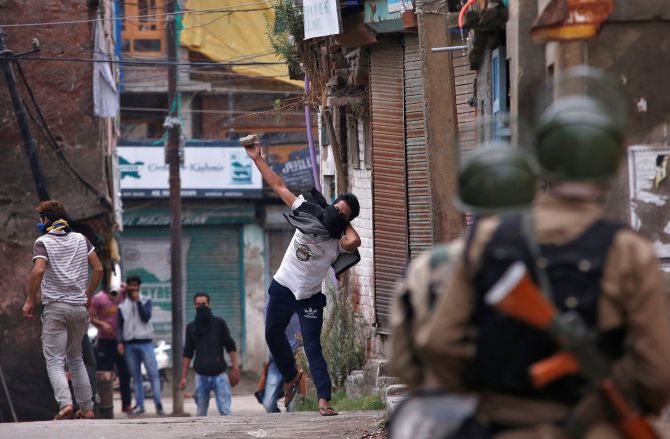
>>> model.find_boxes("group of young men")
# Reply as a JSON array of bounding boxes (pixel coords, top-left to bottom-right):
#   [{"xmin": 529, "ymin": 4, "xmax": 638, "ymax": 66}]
[
  {"xmin": 23, "ymin": 136, "xmax": 361, "ymax": 419},
  {"xmin": 23, "ymin": 65, "xmax": 670, "ymax": 437}
]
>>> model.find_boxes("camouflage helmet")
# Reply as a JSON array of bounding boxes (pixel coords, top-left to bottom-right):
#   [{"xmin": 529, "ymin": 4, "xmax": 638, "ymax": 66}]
[
  {"xmin": 454, "ymin": 143, "xmax": 537, "ymax": 215},
  {"xmin": 534, "ymin": 95, "xmax": 625, "ymax": 181}
]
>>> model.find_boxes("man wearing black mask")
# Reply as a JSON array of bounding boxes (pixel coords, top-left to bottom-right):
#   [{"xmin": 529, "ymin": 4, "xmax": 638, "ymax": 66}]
[
  {"xmin": 179, "ymin": 293, "xmax": 240, "ymax": 416},
  {"xmin": 243, "ymin": 136, "xmax": 361, "ymax": 417}
]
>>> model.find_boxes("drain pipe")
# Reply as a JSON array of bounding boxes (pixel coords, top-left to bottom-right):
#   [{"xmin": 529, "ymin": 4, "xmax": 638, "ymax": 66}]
[{"xmin": 304, "ymin": 75, "xmax": 321, "ymax": 192}]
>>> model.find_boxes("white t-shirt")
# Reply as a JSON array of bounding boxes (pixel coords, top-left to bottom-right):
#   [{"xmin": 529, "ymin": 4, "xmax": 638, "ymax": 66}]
[{"xmin": 273, "ymin": 196, "xmax": 347, "ymax": 300}]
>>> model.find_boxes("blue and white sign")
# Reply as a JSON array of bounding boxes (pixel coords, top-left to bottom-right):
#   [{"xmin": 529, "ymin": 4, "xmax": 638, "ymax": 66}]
[{"xmin": 118, "ymin": 143, "xmax": 263, "ymax": 198}]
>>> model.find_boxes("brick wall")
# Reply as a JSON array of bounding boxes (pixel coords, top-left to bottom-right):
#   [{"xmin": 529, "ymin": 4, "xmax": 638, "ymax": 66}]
[
  {"xmin": 347, "ymin": 120, "xmax": 387, "ymax": 357},
  {"xmin": 349, "ymin": 167, "xmax": 375, "ymax": 325}
]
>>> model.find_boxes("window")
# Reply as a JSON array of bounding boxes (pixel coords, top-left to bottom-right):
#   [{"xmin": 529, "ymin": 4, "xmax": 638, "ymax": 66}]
[{"xmin": 120, "ymin": 0, "xmax": 166, "ymax": 57}]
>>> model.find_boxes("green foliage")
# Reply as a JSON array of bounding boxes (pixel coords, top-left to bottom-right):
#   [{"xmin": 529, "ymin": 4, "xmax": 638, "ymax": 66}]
[
  {"xmin": 321, "ymin": 283, "xmax": 366, "ymax": 389},
  {"xmin": 272, "ymin": 98, "xmax": 283, "ymax": 111},
  {"xmin": 266, "ymin": 0, "xmax": 304, "ymax": 78},
  {"xmin": 350, "ymin": 103, "xmax": 367, "ymax": 120},
  {"xmin": 293, "ymin": 391, "xmax": 384, "ymax": 412}
]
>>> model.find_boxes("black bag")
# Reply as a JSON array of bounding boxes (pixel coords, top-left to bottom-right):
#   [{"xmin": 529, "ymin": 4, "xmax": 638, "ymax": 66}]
[{"xmin": 389, "ymin": 391, "xmax": 491, "ymax": 439}]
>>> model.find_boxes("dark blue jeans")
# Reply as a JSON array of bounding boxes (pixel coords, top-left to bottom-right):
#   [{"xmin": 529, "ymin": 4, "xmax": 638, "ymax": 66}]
[{"xmin": 265, "ymin": 280, "xmax": 331, "ymax": 401}]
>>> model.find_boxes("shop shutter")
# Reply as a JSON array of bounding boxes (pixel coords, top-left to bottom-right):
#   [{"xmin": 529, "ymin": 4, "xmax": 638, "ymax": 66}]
[
  {"xmin": 452, "ymin": 34, "xmax": 478, "ymax": 159},
  {"xmin": 370, "ymin": 41, "xmax": 407, "ymax": 333},
  {"xmin": 404, "ymin": 35, "xmax": 433, "ymax": 258},
  {"xmin": 120, "ymin": 225, "xmax": 244, "ymax": 357},
  {"xmin": 119, "ymin": 230, "xmax": 190, "ymax": 341},
  {"xmin": 184, "ymin": 226, "xmax": 244, "ymax": 357},
  {"xmin": 268, "ymin": 229, "xmax": 294, "ymax": 276}
]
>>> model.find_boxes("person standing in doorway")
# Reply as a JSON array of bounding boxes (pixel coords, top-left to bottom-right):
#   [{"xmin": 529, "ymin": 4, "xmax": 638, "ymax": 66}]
[
  {"xmin": 243, "ymin": 136, "xmax": 362, "ymax": 416},
  {"xmin": 117, "ymin": 275, "xmax": 164, "ymax": 416},
  {"xmin": 179, "ymin": 293, "xmax": 240, "ymax": 416},
  {"xmin": 89, "ymin": 285, "xmax": 132, "ymax": 413},
  {"xmin": 23, "ymin": 200, "xmax": 103, "ymax": 420}
]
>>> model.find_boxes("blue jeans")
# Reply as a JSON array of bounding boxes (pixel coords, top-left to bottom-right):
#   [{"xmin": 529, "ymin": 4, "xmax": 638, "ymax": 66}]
[
  {"xmin": 125, "ymin": 342, "xmax": 162, "ymax": 409},
  {"xmin": 262, "ymin": 359, "xmax": 284, "ymax": 413},
  {"xmin": 261, "ymin": 359, "xmax": 298, "ymax": 413},
  {"xmin": 265, "ymin": 280, "xmax": 331, "ymax": 401},
  {"xmin": 194, "ymin": 373, "xmax": 232, "ymax": 416}
]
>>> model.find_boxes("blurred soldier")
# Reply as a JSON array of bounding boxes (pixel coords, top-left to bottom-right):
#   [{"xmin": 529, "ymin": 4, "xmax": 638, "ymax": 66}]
[
  {"xmin": 418, "ymin": 96, "xmax": 670, "ymax": 438},
  {"xmin": 391, "ymin": 145, "xmax": 537, "ymax": 390}
]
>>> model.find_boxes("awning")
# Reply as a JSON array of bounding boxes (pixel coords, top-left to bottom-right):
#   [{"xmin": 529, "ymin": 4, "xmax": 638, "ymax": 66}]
[{"xmin": 181, "ymin": 0, "xmax": 302, "ymax": 87}]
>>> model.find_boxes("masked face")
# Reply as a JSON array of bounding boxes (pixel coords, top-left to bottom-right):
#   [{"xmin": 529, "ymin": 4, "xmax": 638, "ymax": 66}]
[
  {"xmin": 36, "ymin": 217, "xmax": 48, "ymax": 235},
  {"xmin": 321, "ymin": 205, "xmax": 349, "ymax": 239},
  {"xmin": 196, "ymin": 305, "xmax": 211, "ymax": 319},
  {"xmin": 194, "ymin": 305, "xmax": 212, "ymax": 333}
]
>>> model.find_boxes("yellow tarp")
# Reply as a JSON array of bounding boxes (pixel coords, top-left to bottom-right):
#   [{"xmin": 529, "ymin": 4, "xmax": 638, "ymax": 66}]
[{"xmin": 181, "ymin": 0, "xmax": 302, "ymax": 87}]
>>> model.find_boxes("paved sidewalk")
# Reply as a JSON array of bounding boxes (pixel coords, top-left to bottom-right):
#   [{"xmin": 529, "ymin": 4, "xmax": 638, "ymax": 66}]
[{"xmin": 0, "ymin": 410, "xmax": 384, "ymax": 439}]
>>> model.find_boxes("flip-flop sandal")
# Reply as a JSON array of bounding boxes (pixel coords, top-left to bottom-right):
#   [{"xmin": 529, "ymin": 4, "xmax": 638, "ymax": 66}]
[
  {"xmin": 283, "ymin": 370, "xmax": 303, "ymax": 407},
  {"xmin": 54, "ymin": 405, "xmax": 75, "ymax": 420},
  {"xmin": 319, "ymin": 407, "xmax": 338, "ymax": 416}
]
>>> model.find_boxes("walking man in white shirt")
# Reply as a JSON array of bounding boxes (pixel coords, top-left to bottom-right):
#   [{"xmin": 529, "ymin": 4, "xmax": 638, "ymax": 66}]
[
  {"xmin": 243, "ymin": 137, "xmax": 361, "ymax": 416},
  {"xmin": 23, "ymin": 200, "xmax": 103, "ymax": 420}
]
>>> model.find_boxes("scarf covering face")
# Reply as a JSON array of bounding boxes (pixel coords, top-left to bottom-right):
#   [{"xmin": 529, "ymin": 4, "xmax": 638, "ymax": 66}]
[
  {"xmin": 194, "ymin": 306, "xmax": 212, "ymax": 334},
  {"xmin": 321, "ymin": 205, "xmax": 348, "ymax": 239}
]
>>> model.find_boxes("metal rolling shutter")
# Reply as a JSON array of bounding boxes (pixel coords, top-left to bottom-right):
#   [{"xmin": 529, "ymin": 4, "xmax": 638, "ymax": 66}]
[
  {"xmin": 370, "ymin": 41, "xmax": 408, "ymax": 333},
  {"xmin": 184, "ymin": 226, "xmax": 244, "ymax": 357},
  {"xmin": 268, "ymin": 229, "xmax": 293, "ymax": 276},
  {"xmin": 120, "ymin": 225, "xmax": 244, "ymax": 356},
  {"xmin": 452, "ymin": 34, "xmax": 478, "ymax": 159},
  {"xmin": 404, "ymin": 35, "xmax": 433, "ymax": 258}
]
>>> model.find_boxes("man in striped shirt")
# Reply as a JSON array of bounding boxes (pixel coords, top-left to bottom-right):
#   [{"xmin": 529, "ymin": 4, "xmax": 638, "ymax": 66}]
[{"xmin": 23, "ymin": 200, "xmax": 103, "ymax": 420}]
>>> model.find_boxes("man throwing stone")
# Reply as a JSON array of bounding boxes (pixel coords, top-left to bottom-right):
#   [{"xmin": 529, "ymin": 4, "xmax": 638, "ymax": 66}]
[{"xmin": 243, "ymin": 135, "xmax": 361, "ymax": 416}]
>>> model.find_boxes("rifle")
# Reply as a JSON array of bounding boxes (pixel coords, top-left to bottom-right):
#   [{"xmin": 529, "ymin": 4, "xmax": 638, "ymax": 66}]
[{"xmin": 484, "ymin": 262, "xmax": 659, "ymax": 439}]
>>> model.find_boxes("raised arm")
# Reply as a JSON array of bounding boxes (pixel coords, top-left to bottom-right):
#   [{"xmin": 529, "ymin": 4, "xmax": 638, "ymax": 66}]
[{"xmin": 243, "ymin": 139, "xmax": 297, "ymax": 207}]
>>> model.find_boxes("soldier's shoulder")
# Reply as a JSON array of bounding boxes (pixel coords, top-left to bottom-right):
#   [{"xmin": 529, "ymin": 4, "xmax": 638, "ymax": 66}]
[{"xmin": 406, "ymin": 240, "xmax": 464, "ymax": 274}]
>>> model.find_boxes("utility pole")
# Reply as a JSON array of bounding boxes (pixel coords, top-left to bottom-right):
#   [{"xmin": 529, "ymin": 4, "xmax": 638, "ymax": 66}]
[
  {"xmin": 0, "ymin": 29, "xmax": 49, "ymax": 201},
  {"xmin": 165, "ymin": 1, "xmax": 185, "ymax": 416},
  {"xmin": 416, "ymin": 3, "xmax": 460, "ymax": 242}
]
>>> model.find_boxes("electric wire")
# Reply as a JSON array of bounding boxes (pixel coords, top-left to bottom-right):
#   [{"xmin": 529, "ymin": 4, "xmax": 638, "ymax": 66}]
[
  {"xmin": 0, "ymin": 3, "xmax": 274, "ymax": 28},
  {"xmin": 14, "ymin": 55, "xmax": 285, "ymax": 66},
  {"xmin": 14, "ymin": 60, "xmax": 114, "ymax": 209},
  {"xmin": 120, "ymin": 106, "xmax": 306, "ymax": 116},
  {"xmin": 36, "ymin": 45, "xmax": 279, "ymax": 66}
]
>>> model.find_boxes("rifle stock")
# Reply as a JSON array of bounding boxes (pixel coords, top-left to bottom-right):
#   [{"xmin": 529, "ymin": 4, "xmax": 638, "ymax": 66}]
[
  {"xmin": 530, "ymin": 351, "xmax": 580, "ymax": 388},
  {"xmin": 485, "ymin": 262, "xmax": 660, "ymax": 439},
  {"xmin": 600, "ymin": 379, "xmax": 658, "ymax": 439}
]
